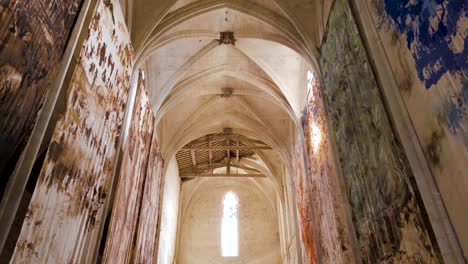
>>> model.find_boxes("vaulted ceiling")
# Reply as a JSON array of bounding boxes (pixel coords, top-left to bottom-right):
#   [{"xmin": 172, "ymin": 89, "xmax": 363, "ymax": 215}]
[{"xmin": 123, "ymin": 0, "xmax": 333, "ymax": 194}]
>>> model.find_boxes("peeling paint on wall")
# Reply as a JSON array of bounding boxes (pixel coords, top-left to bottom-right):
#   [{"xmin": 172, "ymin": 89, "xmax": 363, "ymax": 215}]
[
  {"xmin": 300, "ymin": 75, "xmax": 353, "ymax": 263},
  {"xmin": 0, "ymin": 0, "xmax": 82, "ymax": 197},
  {"xmin": 321, "ymin": 0, "xmax": 442, "ymax": 262},
  {"xmin": 103, "ymin": 72, "xmax": 155, "ymax": 263},
  {"xmin": 10, "ymin": 0, "xmax": 133, "ymax": 262}
]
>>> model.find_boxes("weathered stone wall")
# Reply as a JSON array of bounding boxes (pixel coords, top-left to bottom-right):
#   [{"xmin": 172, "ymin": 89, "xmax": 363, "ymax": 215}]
[
  {"xmin": 103, "ymin": 72, "xmax": 155, "ymax": 263},
  {"xmin": 176, "ymin": 178, "xmax": 281, "ymax": 264},
  {"xmin": 320, "ymin": 0, "xmax": 442, "ymax": 262},
  {"xmin": 11, "ymin": 0, "xmax": 133, "ymax": 262},
  {"xmin": 364, "ymin": 0, "xmax": 468, "ymax": 256},
  {"xmin": 0, "ymin": 0, "xmax": 82, "ymax": 198}
]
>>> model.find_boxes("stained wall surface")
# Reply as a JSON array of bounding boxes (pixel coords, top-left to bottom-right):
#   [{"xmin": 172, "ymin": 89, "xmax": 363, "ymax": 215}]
[
  {"xmin": 362, "ymin": 0, "xmax": 468, "ymax": 256},
  {"xmin": 177, "ymin": 178, "xmax": 281, "ymax": 264},
  {"xmin": 157, "ymin": 157, "xmax": 181, "ymax": 264},
  {"xmin": 10, "ymin": 0, "xmax": 133, "ymax": 262},
  {"xmin": 0, "ymin": 0, "xmax": 82, "ymax": 197},
  {"xmin": 320, "ymin": 0, "xmax": 442, "ymax": 262}
]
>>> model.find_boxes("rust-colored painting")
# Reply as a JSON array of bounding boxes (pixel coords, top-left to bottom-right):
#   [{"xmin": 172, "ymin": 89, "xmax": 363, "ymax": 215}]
[
  {"xmin": 103, "ymin": 72, "xmax": 155, "ymax": 263},
  {"xmin": 11, "ymin": 0, "xmax": 133, "ymax": 262},
  {"xmin": 300, "ymin": 73, "xmax": 353, "ymax": 263},
  {"xmin": 134, "ymin": 123, "xmax": 164, "ymax": 263},
  {"xmin": 291, "ymin": 137, "xmax": 318, "ymax": 264},
  {"xmin": 0, "ymin": 0, "xmax": 82, "ymax": 196}
]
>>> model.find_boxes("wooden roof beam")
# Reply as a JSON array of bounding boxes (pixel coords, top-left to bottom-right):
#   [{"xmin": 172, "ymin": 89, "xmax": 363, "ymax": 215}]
[
  {"xmin": 208, "ymin": 136, "xmax": 212, "ymax": 168},
  {"xmin": 180, "ymin": 173, "xmax": 265, "ymax": 178},
  {"xmin": 182, "ymin": 146, "xmax": 271, "ymax": 150},
  {"xmin": 190, "ymin": 150, "xmax": 198, "ymax": 174},
  {"xmin": 236, "ymin": 140, "xmax": 240, "ymax": 164},
  {"xmin": 191, "ymin": 161, "xmax": 261, "ymax": 175}
]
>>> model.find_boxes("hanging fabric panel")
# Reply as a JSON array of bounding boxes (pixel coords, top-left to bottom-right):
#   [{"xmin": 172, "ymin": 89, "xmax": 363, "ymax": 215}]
[
  {"xmin": 11, "ymin": 0, "xmax": 133, "ymax": 262},
  {"xmin": 103, "ymin": 72, "xmax": 155, "ymax": 264}
]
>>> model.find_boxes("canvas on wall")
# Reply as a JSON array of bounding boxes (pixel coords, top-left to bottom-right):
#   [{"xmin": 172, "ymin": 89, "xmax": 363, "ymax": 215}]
[
  {"xmin": 366, "ymin": 0, "xmax": 467, "ymax": 253},
  {"xmin": 301, "ymin": 73, "xmax": 353, "ymax": 263},
  {"xmin": 291, "ymin": 135, "xmax": 318, "ymax": 264},
  {"xmin": 320, "ymin": 0, "xmax": 443, "ymax": 262},
  {"xmin": 11, "ymin": 0, "xmax": 133, "ymax": 262},
  {"xmin": 0, "ymin": 0, "xmax": 82, "ymax": 199},
  {"xmin": 103, "ymin": 71, "xmax": 155, "ymax": 263},
  {"xmin": 134, "ymin": 124, "xmax": 164, "ymax": 263}
]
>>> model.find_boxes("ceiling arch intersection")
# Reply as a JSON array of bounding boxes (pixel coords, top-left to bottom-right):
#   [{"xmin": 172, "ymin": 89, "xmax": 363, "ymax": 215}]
[{"xmin": 134, "ymin": 0, "xmax": 319, "ymax": 65}]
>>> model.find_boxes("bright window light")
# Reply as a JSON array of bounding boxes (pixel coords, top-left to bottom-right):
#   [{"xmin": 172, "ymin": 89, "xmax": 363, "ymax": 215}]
[{"xmin": 221, "ymin": 192, "xmax": 238, "ymax": 257}]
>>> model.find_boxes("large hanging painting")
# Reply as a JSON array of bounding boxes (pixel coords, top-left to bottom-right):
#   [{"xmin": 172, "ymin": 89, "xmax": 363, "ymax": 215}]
[
  {"xmin": 11, "ymin": 0, "xmax": 133, "ymax": 262},
  {"xmin": 134, "ymin": 126, "xmax": 164, "ymax": 263},
  {"xmin": 0, "ymin": 0, "xmax": 82, "ymax": 198},
  {"xmin": 366, "ymin": 0, "xmax": 467, "ymax": 254},
  {"xmin": 300, "ymin": 72, "xmax": 353, "ymax": 263},
  {"xmin": 320, "ymin": 0, "xmax": 443, "ymax": 262},
  {"xmin": 103, "ymin": 72, "xmax": 156, "ymax": 263},
  {"xmin": 291, "ymin": 136, "xmax": 318, "ymax": 264}
]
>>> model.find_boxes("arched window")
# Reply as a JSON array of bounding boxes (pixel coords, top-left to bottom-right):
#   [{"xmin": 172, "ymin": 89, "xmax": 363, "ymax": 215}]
[{"xmin": 221, "ymin": 192, "xmax": 238, "ymax": 257}]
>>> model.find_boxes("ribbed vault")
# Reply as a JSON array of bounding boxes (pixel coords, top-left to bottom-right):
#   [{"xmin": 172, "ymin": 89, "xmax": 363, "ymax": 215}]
[{"xmin": 124, "ymin": 0, "xmax": 328, "ymax": 261}]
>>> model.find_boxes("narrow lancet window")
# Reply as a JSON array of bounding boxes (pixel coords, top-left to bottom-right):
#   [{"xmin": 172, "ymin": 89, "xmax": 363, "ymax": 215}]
[{"xmin": 221, "ymin": 192, "xmax": 238, "ymax": 257}]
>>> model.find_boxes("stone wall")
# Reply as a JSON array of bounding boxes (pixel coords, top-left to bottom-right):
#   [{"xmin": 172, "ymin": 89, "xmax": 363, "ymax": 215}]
[
  {"xmin": 176, "ymin": 178, "xmax": 281, "ymax": 264},
  {"xmin": 320, "ymin": 0, "xmax": 442, "ymax": 262}
]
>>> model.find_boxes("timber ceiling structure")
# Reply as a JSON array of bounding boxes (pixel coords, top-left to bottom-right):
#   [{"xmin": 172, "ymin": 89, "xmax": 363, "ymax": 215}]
[{"xmin": 175, "ymin": 128, "xmax": 271, "ymax": 178}]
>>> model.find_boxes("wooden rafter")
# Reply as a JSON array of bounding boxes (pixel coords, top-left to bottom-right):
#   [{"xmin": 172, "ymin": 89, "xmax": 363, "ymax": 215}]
[
  {"xmin": 176, "ymin": 130, "xmax": 270, "ymax": 178},
  {"xmin": 182, "ymin": 146, "xmax": 271, "ymax": 150},
  {"xmin": 190, "ymin": 150, "xmax": 197, "ymax": 174},
  {"xmin": 200, "ymin": 161, "xmax": 261, "ymax": 174},
  {"xmin": 180, "ymin": 174, "xmax": 265, "ymax": 178},
  {"xmin": 185, "ymin": 134, "xmax": 267, "ymax": 147},
  {"xmin": 208, "ymin": 136, "xmax": 212, "ymax": 167},
  {"xmin": 236, "ymin": 140, "xmax": 240, "ymax": 164}
]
